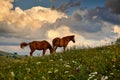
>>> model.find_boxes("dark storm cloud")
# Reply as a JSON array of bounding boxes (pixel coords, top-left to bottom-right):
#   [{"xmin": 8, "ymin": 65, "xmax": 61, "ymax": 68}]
[
  {"xmin": 51, "ymin": 0, "xmax": 80, "ymax": 12},
  {"xmin": 106, "ymin": 0, "xmax": 120, "ymax": 14},
  {"xmin": 88, "ymin": 7, "xmax": 120, "ymax": 25}
]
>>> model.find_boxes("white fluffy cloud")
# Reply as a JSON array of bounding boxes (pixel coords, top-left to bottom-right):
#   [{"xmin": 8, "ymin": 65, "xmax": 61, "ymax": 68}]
[
  {"xmin": 0, "ymin": 0, "xmax": 13, "ymax": 21},
  {"xmin": 0, "ymin": 0, "xmax": 67, "ymax": 39}
]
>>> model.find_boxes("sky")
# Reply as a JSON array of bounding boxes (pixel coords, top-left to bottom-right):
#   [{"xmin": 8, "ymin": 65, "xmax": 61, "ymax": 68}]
[{"xmin": 0, "ymin": 0, "xmax": 120, "ymax": 56}]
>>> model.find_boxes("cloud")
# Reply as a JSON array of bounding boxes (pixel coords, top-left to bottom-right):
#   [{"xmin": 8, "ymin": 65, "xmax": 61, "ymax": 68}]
[
  {"xmin": 114, "ymin": 25, "xmax": 120, "ymax": 36},
  {"xmin": 0, "ymin": 0, "xmax": 67, "ymax": 39},
  {"xmin": 52, "ymin": 0, "xmax": 80, "ymax": 12},
  {"xmin": 87, "ymin": 7, "xmax": 120, "ymax": 25},
  {"xmin": 45, "ymin": 9, "xmax": 117, "ymax": 40},
  {"xmin": 106, "ymin": 0, "xmax": 120, "ymax": 14},
  {"xmin": 47, "ymin": 25, "xmax": 75, "ymax": 39}
]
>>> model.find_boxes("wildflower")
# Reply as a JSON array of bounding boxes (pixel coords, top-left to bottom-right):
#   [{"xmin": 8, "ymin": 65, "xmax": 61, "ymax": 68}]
[
  {"xmin": 54, "ymin": 69, "xmax": 59, "ymax": 73},
  {"xmin": 50, "ymin": 59, "xmax": 54, "ymax": 62},
  {"xmin": 112, "ymin": 65, "xmax": 115, "ymax": 68},
  {"xmin": 48, "ymin": 71, "xmax": 52, "ymax": 74},
  {"xmin": 88, "ymin": 72, "xmax": 97, "ymax": 80},
  {"xmin": 72, "ymin": 60, "xmax": 77, "ymax": 64},
  {"xmin": 69, "ymin": 75, "xmax": 74, "ymax": 77},
  {"xmin": 64, "ymin": 63, "xmax": 71, "ymax": 68},
  {"xmin": 88, "ymin": 75, "xmax": 95, "ymax": 80},
  {"xmin": 10, "ymin": 71, "xmax": 15, "ymax": 77},
  {"xmin": 36, "ymin": 61, "xmax": 41, "ymax": 65},
  {"xmin": 90, "ymin": 72, "xmax": 98, "ymax": 75},
  {"xmin": 101, "ymin": 76, "xmax": 108, "ymax": 80},
  {"xmin": 65, "ymin": 64, "xmax": 71, "ymax": 68},
  {"xmin": 64, "ymin": 71, "xmax": 69, "ymax": 74},
  {"xmin": 42, "ymin": 76, "xmax": 46, "ymax": 80},
  {"xmin": 59, "ymin": 58, "xmax": 63, "ymax": 61},
  {"xmin": 110, "ymin": 73, "xmax": 114, "ymax": 75}
]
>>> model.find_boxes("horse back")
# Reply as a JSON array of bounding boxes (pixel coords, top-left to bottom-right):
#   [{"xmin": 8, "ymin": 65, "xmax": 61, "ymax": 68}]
[{"xmin": 30, "ymin": 40, "xmax": 52, "ymax": 50}]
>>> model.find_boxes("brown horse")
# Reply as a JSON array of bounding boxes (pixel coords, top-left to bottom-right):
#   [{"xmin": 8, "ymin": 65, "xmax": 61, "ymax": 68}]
[
  {"xmin": 52, "ymin": 35, "xmax": 75, "ymax": 52},
  {"xmin": 20, "ymin": 40, "xmax": 53, "ymax": 56}
]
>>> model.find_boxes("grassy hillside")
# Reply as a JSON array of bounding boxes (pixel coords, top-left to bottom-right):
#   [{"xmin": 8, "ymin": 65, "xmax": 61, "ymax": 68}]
[{"xmin": 0, "ymin": 44, "xmax": 120, "ymax": 80}]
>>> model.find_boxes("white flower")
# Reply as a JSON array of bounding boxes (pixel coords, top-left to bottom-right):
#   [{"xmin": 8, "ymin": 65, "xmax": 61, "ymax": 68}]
[
  {"xmin": 65, "ymin": 64, "xmax": 71, "ymax": 68},
  {"xmin": 69, "ymin": 75, "xmax": 74, "ymax": 77},
  {"xmin": 36, "ymin": 61, "xmax": 41, "ymax": 65},
  {"xmin": 88, "ymin": 75, "xmax": 95, "ymax": 80},
  {"xmin": 101, "ymin": 76, "xmax": 108, "ymax": 80},
  {"xmin": 88, "ymin": 72, "xmax": 98, "ymax": 80},
  {"xmin": 48, "ymin": 71, "xmax": 52, "ymax": 74},
  {"xmin": 10, "ymin": 71, "xmax": 15, "ymax": 77},
  {"xmin": 50, "ymin": 59, "xmax": 54, "ymax": 62},
  {"xmin": 110, "ymin": 73, "xmax": 114, "ymax": 75},
  {"xmin": 91, "ymin": 72, "xmax": 98, "ymax": 75},
  {"xmin": 59, "ymin": 58, "xmax": 63, "ymax": 61},
  {"xmin": 89, "ymin": 72, "xmax": 97, "ymax": 76},
  {"xmin": 64, "ymin": 71, "xmax": 69, "ymax": 74},
  {"xmin": 54, "ymin": 69, "xmax": 59, "ymax": 73},
  {"xmin": 42, "ymin": 76, "xmax": 46, "ymax": 80},
  {"xmin": 64, "ymin": 63, "xmax": 71, "ymax": 68},
  {"xmin": 72, "ymin": 60, "xmax": 77, "ymax": 64}
]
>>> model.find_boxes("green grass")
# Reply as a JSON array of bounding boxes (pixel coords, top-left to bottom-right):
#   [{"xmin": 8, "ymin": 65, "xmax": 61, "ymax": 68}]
[{"xmin": 0, "ymin": 44, "xmax": 120, "ymax": 80}]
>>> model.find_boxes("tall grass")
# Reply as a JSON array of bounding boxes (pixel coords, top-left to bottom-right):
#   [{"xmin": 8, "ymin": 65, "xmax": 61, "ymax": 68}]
[{"xmin": 0, "ymin": 44, "xmax": 120, "ymax": 80}]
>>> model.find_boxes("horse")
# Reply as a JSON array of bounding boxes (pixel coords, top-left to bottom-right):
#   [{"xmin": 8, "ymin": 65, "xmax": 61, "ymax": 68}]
[
  {"xmin": 52, "ymin": 35, "xmax": 75, "ymax": 52},
  {"xmin": 20, "ymin": 40, "xmax": 53, "ymax": 56}
]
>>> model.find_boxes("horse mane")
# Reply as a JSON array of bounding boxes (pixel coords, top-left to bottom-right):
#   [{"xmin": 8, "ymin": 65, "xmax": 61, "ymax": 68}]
[{"xmin": 62, "ymin": 35, "xmax": 74, "ymax": 39}]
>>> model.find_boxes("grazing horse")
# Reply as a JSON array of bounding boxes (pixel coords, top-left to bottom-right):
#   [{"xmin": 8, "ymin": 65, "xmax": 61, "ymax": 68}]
[
  {"xmin": 20, "ymin": 40, "xmax": 53, "ymax": 56},
  {"xmin": 52, "ymin": 35, "xmax": 75, "ymax": 52}
]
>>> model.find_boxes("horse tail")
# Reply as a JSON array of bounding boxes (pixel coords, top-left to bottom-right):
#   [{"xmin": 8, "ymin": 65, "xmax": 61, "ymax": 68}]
[{"xmin": 20, "ymin": 42, "xmax": 29, "ymax": 49}]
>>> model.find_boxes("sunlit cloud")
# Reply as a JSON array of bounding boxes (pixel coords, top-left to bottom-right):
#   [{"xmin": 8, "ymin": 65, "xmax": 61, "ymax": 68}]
[{"xmin": 114, "ymin": 25, "xmax": 120, "ymax": 36}]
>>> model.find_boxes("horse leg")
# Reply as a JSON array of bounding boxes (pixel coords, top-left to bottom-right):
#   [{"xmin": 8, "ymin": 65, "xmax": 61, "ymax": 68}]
[
  {"xmin": 53, "ymin": 45, "xmax": 55, "ymax": 52},
  {"xmin": 63, "ymin": 46, "xmax": 66, "ymax": 52},
  {"xmin": 54, "ymin": 46, "xmax": 58, "ymax": 53},
  {"xmin": 42, "ymin": 49, "xmax": 46, "ymax": 56},
  {"xmin": 30, "ymin": 50, "xmax": 35, "ymax": 56}
]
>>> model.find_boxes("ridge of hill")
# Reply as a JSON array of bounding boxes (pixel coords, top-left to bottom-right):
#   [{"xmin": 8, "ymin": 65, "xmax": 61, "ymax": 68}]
[{"xmin": 0, "ymin": 51, "xmax": 12, "ymax": 56}]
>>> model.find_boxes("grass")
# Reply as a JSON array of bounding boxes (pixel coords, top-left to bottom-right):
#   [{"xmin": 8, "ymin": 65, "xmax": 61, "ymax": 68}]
[{"xmin": 0, "ymin": 44, "xmax": 120, "ymax": 80}]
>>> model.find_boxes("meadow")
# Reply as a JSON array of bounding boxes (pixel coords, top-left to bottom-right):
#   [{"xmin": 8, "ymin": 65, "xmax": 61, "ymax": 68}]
[{"xmin": 0, "ymin": 44, "xmax": 120, "ymax": 80}]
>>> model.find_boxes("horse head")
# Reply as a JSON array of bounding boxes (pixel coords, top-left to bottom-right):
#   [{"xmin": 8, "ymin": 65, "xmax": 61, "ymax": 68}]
[
  {"xmin": 71, "ymin": 35, "xmax": 75, "ymax": 43},
  {"xmin": 50, "ymin": 48, "xmax": 54, "ymax": 54}
]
